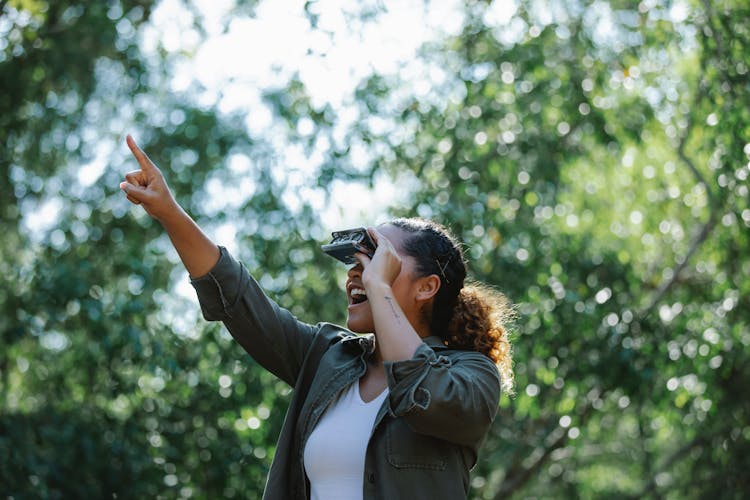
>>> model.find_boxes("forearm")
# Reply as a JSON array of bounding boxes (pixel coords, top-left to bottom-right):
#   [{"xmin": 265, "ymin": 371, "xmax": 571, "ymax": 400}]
[
  {"xmin": 367, "ymin": 282, "xmax": 423, "ymax": 362},
  {"xmin": 159, "ymin": 203, "xmax": 220, "ymax": 278}
]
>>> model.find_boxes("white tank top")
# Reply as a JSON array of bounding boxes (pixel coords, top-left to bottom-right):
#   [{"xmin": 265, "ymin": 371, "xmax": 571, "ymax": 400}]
[{"xmin": 303, "ymin": 381, "xmax": 388, "ymax": 500}]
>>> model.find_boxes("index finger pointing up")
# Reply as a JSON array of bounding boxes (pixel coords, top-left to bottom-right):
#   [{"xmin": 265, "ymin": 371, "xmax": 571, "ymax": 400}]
[{"xmin": 126, "ymin": 134, "xmax": 156, "ymax": 172}]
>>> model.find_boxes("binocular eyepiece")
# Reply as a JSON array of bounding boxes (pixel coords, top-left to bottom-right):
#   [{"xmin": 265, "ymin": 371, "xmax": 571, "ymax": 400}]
[{"xmin": 321, "ymin": 228, "xmax": 376, "ymax": 265}]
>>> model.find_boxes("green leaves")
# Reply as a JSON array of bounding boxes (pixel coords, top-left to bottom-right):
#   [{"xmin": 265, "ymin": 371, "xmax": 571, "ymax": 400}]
[
  {"xmin": 346, "ymin": 1, "xmax": 750, "ymax": 498},
  {"xmin": 2, "ymin": 0, "xmax": 749, "ymax": 498}
]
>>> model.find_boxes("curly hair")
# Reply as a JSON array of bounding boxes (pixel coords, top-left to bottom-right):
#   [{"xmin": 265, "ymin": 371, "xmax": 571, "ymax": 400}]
[{"xmin": 388, "ymin": 218, "xmax": 515, "ymax": 395}]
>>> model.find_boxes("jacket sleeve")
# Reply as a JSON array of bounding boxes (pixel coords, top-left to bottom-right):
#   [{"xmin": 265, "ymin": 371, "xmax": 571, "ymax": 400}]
[
  {"xmin": 384, "ymin": 342, "xmax": 501, "ymax": 447},
  {"xmin": 190, "ymin": 246, "xmax": 317, "ymax": 386}
]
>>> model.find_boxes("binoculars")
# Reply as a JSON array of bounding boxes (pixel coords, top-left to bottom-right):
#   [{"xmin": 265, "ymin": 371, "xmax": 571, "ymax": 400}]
[{"xmin": 321, "ymin": 228, "xmax": 376, "ymax": 265}]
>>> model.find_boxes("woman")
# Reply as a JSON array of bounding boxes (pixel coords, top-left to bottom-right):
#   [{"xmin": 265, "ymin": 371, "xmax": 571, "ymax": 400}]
[{"xmin": 120, "ymin": 135, "xmax": 514, "ymax": 499}]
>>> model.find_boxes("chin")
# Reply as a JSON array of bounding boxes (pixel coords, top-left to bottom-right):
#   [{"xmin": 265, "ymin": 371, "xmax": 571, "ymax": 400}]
[
  {"xmin": 347, "ymin": 318, "xmax": 374, "ymax": 334},
  {"xmin": 347, "ymin": 305, "xmax": 374, "ymax": 333}
]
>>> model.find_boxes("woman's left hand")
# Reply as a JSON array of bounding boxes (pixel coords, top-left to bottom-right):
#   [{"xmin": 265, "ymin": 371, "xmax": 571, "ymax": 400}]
[{"xmin": 357, "ymin": 227, "xmax": 402, "ymax": 289}]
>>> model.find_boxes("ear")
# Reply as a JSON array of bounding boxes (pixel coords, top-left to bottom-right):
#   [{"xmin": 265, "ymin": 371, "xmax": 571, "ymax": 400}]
[{"xmin": 415, "ymin": 274, "xmax": 441, "ymax": 302}]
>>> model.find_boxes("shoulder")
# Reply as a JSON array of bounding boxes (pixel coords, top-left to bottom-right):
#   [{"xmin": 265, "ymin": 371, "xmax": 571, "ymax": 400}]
[
  {"xmin": 423, "ymin": 336, "xmax": 495, "ymax": 363},
  {"xmin": 422, "ymin": 336, "xmax": 500, "ymax": 380}
]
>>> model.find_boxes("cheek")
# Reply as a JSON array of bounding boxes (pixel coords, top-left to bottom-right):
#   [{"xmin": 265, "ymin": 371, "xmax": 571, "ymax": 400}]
[{"xmin": 391, "ymin": 268, "xmax": 417, "ymax": 301}]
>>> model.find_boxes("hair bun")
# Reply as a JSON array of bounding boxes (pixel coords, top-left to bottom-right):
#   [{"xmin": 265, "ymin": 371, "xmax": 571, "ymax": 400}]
[{"xmin": 446, "ymin": 284, "xmax": 515, "ymax": 395}]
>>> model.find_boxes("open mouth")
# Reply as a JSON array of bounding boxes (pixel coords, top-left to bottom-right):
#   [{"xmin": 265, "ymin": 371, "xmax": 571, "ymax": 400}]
[{"xmin": 350, "ymin": 287, "xmax": 368, "ymax": 305}]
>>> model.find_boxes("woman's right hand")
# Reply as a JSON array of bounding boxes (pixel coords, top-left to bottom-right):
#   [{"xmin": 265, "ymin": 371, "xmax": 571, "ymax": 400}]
[{"xmin": 120, "ymin": 135, "xmax": 179, "ymax": 222}]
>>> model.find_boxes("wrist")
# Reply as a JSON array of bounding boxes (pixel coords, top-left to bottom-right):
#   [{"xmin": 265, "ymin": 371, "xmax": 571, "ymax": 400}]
[
  {"xmin": 155, "ymin": 199, "xmax": 186, "ymax": 226},
  {"xmin": 363, "ymin": 279, "xmax": 393, "ymax": 296}
]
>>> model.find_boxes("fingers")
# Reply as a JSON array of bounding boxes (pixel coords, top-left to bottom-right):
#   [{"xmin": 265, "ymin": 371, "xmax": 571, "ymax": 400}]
[
  {"xmin": 367, "ymin": 227, "xmax": 380, "ymax": 244},
  {"xmin": 353, "ymin": 251, "xmax": 372, "ymax": 268},
  {"xmin": 126, "ymin": 134, "xmax": 157, "ymax": 173},
  {"xmin": 120, "ymin": 181, "xmax": 151, "ymax": 204},
  {"xmin": 369, "ymin": 227, "xmax": 397, "ymax": 255},
  {"xmin": 124, "ymin": 170, "xmax": 144, "ymax": 186}
]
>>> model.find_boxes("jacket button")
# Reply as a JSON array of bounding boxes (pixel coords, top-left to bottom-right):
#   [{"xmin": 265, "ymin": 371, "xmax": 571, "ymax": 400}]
[{"xmin": 367, "ymin": 473, "xmax": 375, "ymax": 484}]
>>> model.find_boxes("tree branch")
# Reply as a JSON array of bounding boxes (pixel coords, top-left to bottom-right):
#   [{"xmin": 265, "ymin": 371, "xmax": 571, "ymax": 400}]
[
  {"xmin": 639, "ymin": 71, "xmax": 718, "ymax": 319},
  {"xmin": 493, "ymin": 428, "xmax": 568, "ymax": 499},
  {"xmin": 631, "ymin": 435, "xmax": 707, "ymax": 498},
  {"xmin": 493, "ymin": 403, "xmax": 594, "ymax": 499}
]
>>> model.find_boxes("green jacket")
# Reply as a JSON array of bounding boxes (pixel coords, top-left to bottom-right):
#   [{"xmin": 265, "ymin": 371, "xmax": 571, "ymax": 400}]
[{"xmin": 191, "ymin": 247, "xmax": 501, "ymax": 499}]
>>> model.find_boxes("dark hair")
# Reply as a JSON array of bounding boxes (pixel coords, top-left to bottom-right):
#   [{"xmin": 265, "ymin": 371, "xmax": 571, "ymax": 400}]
[{"xmin": 387, "ymin": 218, "xmax": 514, "ymax": 394}]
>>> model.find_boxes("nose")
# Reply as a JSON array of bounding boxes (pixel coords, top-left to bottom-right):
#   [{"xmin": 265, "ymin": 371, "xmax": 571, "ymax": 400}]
[{"xmin": 347, "ymin": 263, "xmax": 364, "ymax": 278}]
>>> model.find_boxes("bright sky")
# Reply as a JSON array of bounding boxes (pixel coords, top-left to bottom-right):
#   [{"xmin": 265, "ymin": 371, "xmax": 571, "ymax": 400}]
[
  {"xmin": 142, "ymin": 0, "xmax": 469, "ymax": 238},
  {"xmin": 29, "ymin": 0, "xmax": 529, "ymax": 244},
  {"xmin": 26, "ymin": 0, "xmax": 472, "ymax": 249}
]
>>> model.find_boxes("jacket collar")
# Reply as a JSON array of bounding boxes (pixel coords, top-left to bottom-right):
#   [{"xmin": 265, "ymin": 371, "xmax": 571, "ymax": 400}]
[
  {"xmin": 422, "ymin": 335, "xmax": 450, "ymax": 350},
  {"xmin": 340, "ymin": 332, "xmax": 376, "ymax": 355},
  {"xmin": 340, "ymin": 333, "xmax": 448, "ymax": 354}
]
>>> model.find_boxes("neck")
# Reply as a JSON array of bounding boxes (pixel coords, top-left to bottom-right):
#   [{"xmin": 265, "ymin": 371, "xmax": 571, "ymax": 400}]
[{"xmin": 372, "ymin": 343, "xmax": 384, "ymax": 366}]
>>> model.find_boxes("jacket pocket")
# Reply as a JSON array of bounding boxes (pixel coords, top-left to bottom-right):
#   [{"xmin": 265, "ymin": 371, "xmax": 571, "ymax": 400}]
[{"xmin": 386, "ymin": 418, "xmax": 448, "ymax": 470}]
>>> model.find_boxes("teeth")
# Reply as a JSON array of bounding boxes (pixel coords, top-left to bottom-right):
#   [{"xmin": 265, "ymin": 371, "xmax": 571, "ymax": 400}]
[{"xmin": 351, "ymin": 288, "xmax": 367, "ymax": 297}]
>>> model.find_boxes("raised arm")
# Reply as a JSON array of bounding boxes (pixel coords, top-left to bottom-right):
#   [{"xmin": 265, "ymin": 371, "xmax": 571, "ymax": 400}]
[
  {"xmin": 120, "ymin": 135, "xmax": 219, "ymax": 278},
  {"xmin": 119, "ymin": 135, "xmax": 321, "ymax": 384}
]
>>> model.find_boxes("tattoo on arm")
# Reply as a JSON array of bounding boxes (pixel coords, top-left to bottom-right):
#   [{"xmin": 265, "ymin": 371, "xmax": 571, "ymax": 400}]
[{"xmin": 383, "ymin": 296, "xmax": 404, "ymax": 325}]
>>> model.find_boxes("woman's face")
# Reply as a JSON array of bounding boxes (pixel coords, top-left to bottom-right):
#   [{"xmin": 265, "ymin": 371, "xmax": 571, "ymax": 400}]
[{"xmin": 345, "ymin": 225, "xmax": 424, "ymax": 334}]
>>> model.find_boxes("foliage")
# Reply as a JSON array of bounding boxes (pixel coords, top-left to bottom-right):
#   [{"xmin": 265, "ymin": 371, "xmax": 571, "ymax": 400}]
[
  {"xmin": 1, "ymin": 1, "xmax": 342, "ymax": 498},
  {"xmin": 347, "ymin": 1, "xmax": 750, "ymax": 497},
  {"xmin": 1, "ymin": 0, "xmax": 748, "ymax": 499}
]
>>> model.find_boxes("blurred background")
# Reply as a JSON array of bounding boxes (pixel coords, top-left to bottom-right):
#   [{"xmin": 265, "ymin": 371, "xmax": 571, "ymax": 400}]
[{"xmin": 1, "ymin": 0, "xmax": 748, "ymax": 498}]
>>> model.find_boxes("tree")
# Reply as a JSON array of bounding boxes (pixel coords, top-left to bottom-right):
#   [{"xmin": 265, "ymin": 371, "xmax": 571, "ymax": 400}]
[
  {"xmin": 346, "ymin": 0, "xmax": 750, "ymax": 497},
  {"xmin": 2, "ymin": 0, "xmax": 748, "ymax": 498},
  {"xmin": 1, "ymin": 1, "xmax": 342, "ymax": 497}
]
